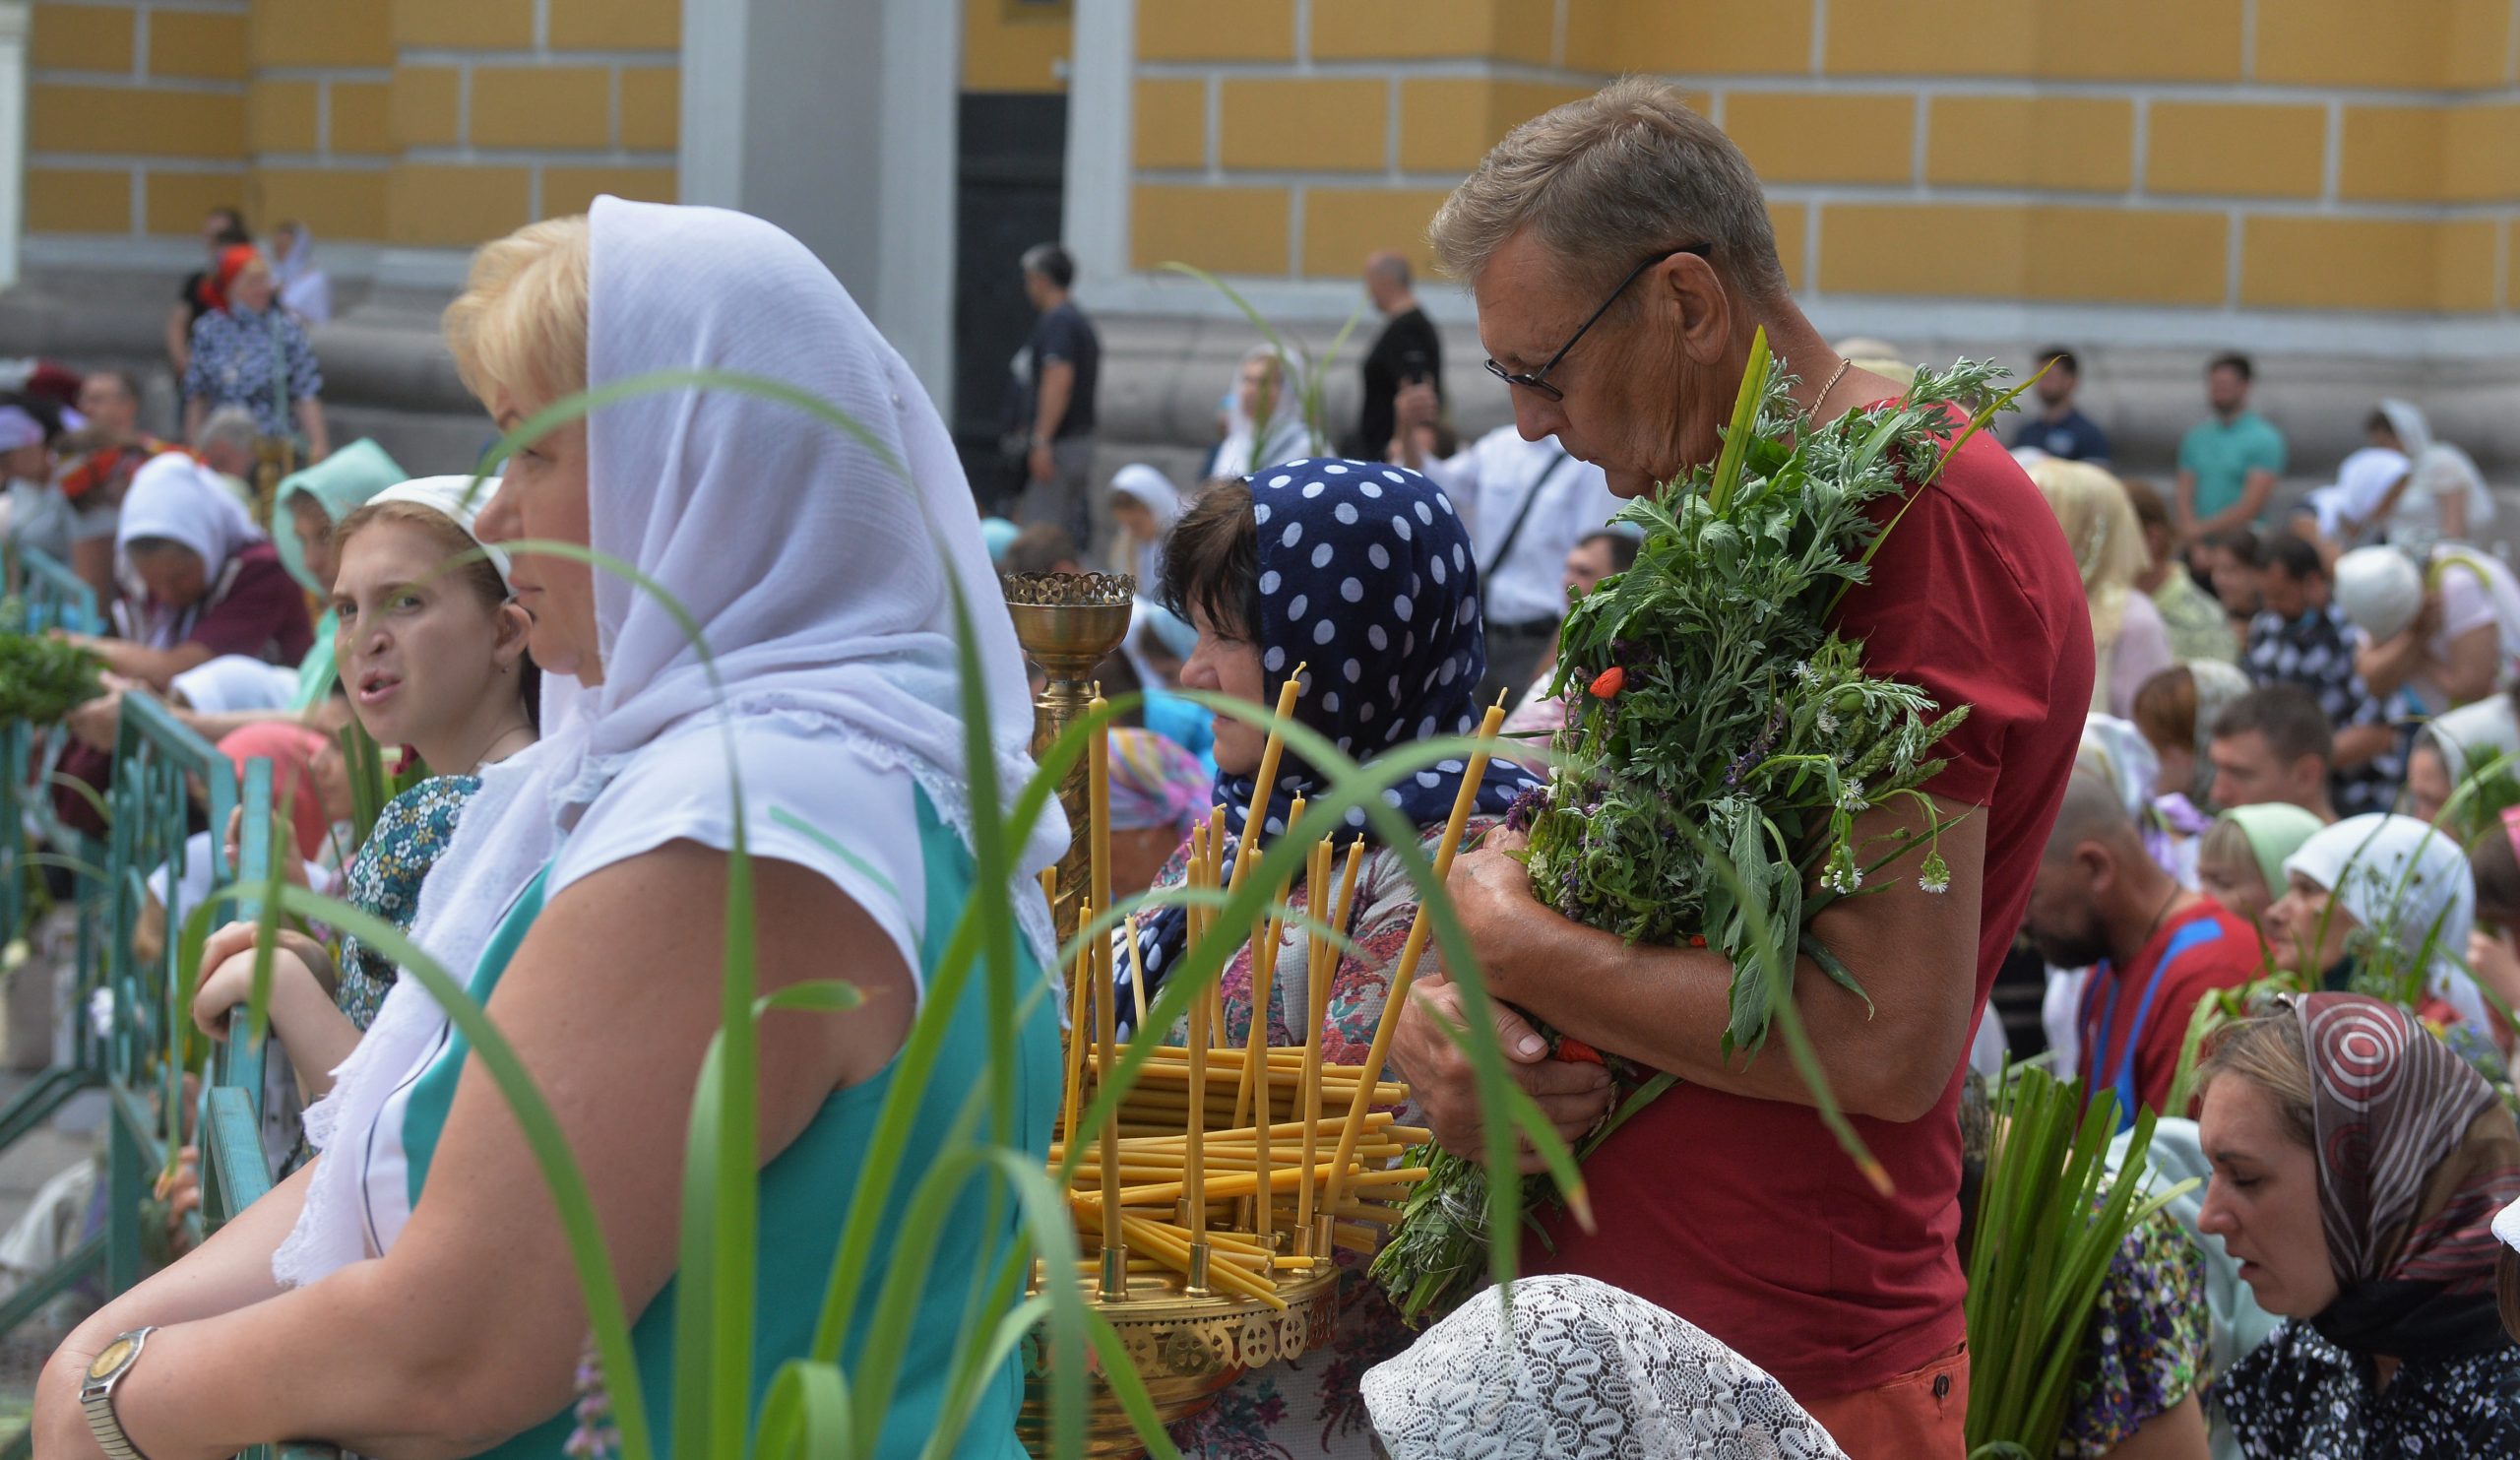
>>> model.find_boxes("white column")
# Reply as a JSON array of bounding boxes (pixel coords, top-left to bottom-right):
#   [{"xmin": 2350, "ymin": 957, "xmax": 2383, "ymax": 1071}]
[
  {"xmin": 0, "ymin": 0, "xmax": 32, "ymax": 291},
  {"xmin": 675, "ymin": 0, "xmax": 959, "ymax": 411},
  {"xmin": 1063, "ymin": 0, "xmax": 1135, "ymax": 297}
]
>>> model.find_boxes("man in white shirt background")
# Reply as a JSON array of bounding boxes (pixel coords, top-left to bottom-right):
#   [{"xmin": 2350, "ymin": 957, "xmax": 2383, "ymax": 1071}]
[{"xmin": 1391, "ymin": 379, "xmax": 1623, "ymax": 702}]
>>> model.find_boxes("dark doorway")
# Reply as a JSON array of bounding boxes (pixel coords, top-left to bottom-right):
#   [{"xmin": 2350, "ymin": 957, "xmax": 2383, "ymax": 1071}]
[{"xmin": 954, "ymin": 91, "xmax": 1067, "ymax": 514}]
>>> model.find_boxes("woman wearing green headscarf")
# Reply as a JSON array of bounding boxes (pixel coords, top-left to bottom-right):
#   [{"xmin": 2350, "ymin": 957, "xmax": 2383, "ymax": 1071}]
[
  {"xmin": 2196, "ymin": 803, "xmax": 2326, "ymax": 927},
  {"xmin": 271, "ymin": 438, "xmax": 405, "ymax": 707}
]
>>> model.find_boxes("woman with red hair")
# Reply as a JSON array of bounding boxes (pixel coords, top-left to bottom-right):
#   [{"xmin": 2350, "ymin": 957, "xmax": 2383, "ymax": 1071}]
[{"xmin": 180, "ymin": 243, "xmax": 329, "ymax": 464}]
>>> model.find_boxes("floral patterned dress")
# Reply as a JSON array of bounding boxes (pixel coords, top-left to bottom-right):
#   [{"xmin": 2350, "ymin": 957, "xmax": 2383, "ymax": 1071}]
[
  {"xmin": 2058, "ymin": 1205, "xmax": 2211, "ymax": 1457},
  {"xmin": 1155, "ymin": 815, "xmax": 1494, "ymax": 1460},
  {"xmin": 333, "ymin": 775, "xmax": 480, "ymax": 1029}
]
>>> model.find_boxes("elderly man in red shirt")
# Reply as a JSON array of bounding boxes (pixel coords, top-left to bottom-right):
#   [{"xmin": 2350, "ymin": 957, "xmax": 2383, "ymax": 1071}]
[{"xmin": 1386, "ymin": 78, "xmax": 2093, "ymax": 1458}]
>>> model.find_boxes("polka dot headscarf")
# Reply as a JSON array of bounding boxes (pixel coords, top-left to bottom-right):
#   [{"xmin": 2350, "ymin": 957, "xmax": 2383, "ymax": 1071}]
[{"xmin": 1130, "ymin": 458, "xmax": 1544, "ymax": 991}]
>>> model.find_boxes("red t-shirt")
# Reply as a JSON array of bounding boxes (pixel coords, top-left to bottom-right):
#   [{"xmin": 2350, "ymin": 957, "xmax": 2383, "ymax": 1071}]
[
  {"xmin": 1522, "ymin": 418, "xmax": 2094, "ymax": 1397},
  {"xmin": 2077, "ymin": 900, "xmax": 2265, "ymax": 1126}
]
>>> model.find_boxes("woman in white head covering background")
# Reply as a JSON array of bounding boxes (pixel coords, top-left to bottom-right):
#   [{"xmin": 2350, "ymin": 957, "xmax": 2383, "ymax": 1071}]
[
  {"xmin": 33, "ymin": 199, "xmax": 1065, "ymax": 1459},
  {"xmin": 269, "ymin": 220, "xmax": 334, "ymax": 327},
  {"xmin": 2335, "ymin": 541, "xmax": 2520, "ymax": 718},
  {"xmin": 2269, "ymin": 813, "xmax": 2497, "ymax": 1042},
  {"xmin": 2309, "ymin": 400, "xmax": 2494, "ymax": 550},
  {"xmin": 1210, "ymin": 345, "xmax": 1312, "ymax": 479},
  {"xmin": 1107, "ymin": 462, "xmax": 1181, "ymax": 590},
  {"xmin": 74, "ymin": 453, "xmax": 313, "ymax": 690}
]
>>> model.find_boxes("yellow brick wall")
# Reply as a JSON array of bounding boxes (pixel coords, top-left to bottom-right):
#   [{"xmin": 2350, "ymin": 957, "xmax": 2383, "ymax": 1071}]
[
  {"xmin": 24, "ymin": 0, "xmax": 682, "ymax": 251},
  {"xmin": 1130, "ymin": 0, "xmax": 2520, "ymax": 316},
  {"xmin": 26, "ymin": 2, "xmax": 252, "ymax": 248},
  {"xmin": 964, "ymin": 0, "xmax": 1069, "ymax": 94}
]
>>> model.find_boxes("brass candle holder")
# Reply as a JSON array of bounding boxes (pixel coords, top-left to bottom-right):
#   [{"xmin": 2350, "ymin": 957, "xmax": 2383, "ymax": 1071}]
[{"xmin": 1002, "ymin": 570, "xmax": 1136, "ymax": 950}]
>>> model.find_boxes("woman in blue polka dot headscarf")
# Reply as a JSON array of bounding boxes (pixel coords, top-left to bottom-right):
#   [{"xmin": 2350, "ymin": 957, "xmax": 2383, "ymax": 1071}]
[{"xmin": 1122, "ymin": 457, "xmax": 1542, "ymax": 1459}]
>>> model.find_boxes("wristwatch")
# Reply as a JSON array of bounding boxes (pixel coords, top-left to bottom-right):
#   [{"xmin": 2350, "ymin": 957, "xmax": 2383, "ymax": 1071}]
[{"xmin": 80, "ymin": 1326, "xmax": 158, "ymax": 1460}]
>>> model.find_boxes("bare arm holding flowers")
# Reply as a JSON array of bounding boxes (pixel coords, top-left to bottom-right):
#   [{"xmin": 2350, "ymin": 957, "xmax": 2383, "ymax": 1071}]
[{"xmin": 1395, "ymin": 793, "xmax": 1985, "ymax": 1157}]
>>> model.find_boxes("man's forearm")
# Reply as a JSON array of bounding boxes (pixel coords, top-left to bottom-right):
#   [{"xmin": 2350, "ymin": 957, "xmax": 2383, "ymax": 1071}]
[
  {"xmin": 2355, "ymin": 635, "xmax": 2423, "ymax": 699},
  {"xmin": 1033, "ymin": 363, "xmax": 1074, "ymax": 442},
  {"xmin": 1498, "ymin": 911, "xmax": 1943, "ymax": 1122},
  {"xmin": 2334, "ymin": 722, "xmax": 2394, "ymax": 768},
  {"xmin": 2195, "ymin": 473, "xmax": 2277, "ymax": 539}
]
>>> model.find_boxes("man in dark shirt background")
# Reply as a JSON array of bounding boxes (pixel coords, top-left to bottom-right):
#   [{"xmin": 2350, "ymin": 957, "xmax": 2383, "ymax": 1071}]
[
  {"xmin": 1344, "ymin": 250, "xmax": 1441, "ymax": 460},
  {"xmin": 1009, "ymin": 241, "xmax": 1100, "ymax": 545},
  {"xmin": 2008, "ymin": 347, "xmax": 2110, "ymax": 464}
]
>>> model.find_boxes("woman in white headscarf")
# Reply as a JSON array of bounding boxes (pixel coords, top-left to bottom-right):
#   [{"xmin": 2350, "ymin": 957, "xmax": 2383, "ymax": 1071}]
[
  {"xmin": 1107, "ymin": 462, "xmax": 1181, "ymax": 590},
  {"xmin": 33, "ymin": 200, "xmax": 1064, "ymax": 1460},
  {"xmin": 2269, "ymin": 813, "xmax": 2494, "ymax": 1036},
  {"xmin": 1362, "ymin": 1274, "xmax": 1849, "ymax": 1460},
  {"xmin": 2337, "ymin": 542, "xmax": 2520, "ymax": 717},
  {"xmin": 270, "ymin": 220, "xmax": 334, "ymax": 326},
  {"xmin": 2310, "ymin": 401, "xmax": 2494, "ymax": 549},
  {"xmin": 71, "ymin": 453, "xmax": 313, "ymax": 689},
  {"xmin": 1211, "ymin": 345, "xmax": 1311, "ymax": 478}
]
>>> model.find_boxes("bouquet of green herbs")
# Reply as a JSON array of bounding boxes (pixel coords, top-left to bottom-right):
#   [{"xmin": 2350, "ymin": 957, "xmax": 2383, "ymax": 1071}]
[
  {"xmin": 0, "ymin": 596, "xmax": 103, "ymax": 723},
  {"xmin": 1373, "ymin": 333, "xmax": 2018, "ymax": 1323}
]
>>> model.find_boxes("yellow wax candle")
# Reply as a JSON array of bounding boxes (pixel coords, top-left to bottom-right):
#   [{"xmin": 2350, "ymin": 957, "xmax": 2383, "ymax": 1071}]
[{"xmin": 1321, "ymin": 699, "xmax": 1507, "ymax": 1222}]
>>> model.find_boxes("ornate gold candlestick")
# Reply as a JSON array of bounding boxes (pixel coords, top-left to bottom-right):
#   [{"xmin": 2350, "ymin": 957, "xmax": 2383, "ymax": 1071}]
[{"xmin": 1002, "ymin": 570, "xmax": 1136, "ymax": 950}]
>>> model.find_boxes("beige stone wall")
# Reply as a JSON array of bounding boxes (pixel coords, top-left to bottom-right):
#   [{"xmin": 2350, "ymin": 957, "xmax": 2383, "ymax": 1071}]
[
  {"xmin": 1128, "ymin": 0, "xmax": 2520, "ymax": 319},
  {"xmin": 24, "ymin": 0, "xmax": 678, "ymax": 248}
]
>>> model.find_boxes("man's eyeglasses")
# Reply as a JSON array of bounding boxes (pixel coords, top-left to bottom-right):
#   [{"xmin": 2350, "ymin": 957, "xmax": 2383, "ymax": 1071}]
[{"xmin": 1482, "ymin": 243, "xmax": 1712, "ymax": 403}]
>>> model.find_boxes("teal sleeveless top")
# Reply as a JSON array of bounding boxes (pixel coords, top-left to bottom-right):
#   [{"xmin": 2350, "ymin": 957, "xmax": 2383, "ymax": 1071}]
[{"xmin": 399, "ymin": 790, "xmax": 1055, "ymax": 1458}]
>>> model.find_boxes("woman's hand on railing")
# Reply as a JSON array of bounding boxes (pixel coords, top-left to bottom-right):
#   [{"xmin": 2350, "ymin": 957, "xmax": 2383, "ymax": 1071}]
[
  {"xmin": 64, "ymin": 672, "xmax": 135, "ymax": 752},
  {"xmin": 223, "ymin": 805, "xmax": 312, "ymax": 890},
  {"xmin": 191, "ymin": 921, "xmax": 334, "ymax": 1042}
]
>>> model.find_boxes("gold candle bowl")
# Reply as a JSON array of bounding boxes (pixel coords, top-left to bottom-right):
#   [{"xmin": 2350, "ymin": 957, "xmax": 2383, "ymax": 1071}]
[
  {"xmin": 1003, "ymin": 570, "xmax": 1137, "ymax": 948},
  {"xmin": 1017, "ymin": 1262, "xmax": 1342, "ymax": 1458}
]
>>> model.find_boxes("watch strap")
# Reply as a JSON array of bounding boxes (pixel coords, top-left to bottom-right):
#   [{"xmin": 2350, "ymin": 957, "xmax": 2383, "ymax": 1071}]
[{"xmin": 79, "ymin": 1326, "xmax": 156, "ymax": 1460}]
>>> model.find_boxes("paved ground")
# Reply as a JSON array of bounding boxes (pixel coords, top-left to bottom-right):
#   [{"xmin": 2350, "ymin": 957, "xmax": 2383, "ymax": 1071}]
[{"xmin": 0, "ymin": 912, "xmax": 111, "ymax": 1428}]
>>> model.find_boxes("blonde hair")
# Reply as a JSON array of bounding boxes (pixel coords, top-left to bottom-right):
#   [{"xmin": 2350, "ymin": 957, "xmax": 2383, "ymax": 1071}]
[
  {"xmin": 443, "ymin": 215, "xmax": 591, "ymax": 411},
  {"xmin": 2029, "ymin": 457, "xmax": 2147, "ymax": 648},
  {"xmin": 333, "ymin": 499, "xmax": 508, "ymax": 610},
  {"xmin": 1428, "ymin": 76, "xmax": 1788, "ymax": 299},
  {"xmin": 2195, "ymin": 816, "xmax": 2266, "ymax": 892},
  {"xmin": 2195, "ymin": 1008, "xmax": 2316, "ymax": 1148}
]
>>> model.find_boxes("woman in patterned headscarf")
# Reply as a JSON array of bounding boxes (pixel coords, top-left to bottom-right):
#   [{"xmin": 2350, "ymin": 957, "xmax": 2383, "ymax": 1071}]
[
  {"xmin": 1122, "ymin": 457, "xmax": 1571, "ymax": 1460},
  {"xmin": 2198, "ymin": 993, "xmax": 2520, "ymax": 1457}
]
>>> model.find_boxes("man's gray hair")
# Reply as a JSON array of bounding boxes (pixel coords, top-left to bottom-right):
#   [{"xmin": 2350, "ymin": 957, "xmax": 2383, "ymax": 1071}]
[
  {"xmin": 1429, "ymin": 77, "xmax": 1789, "ymax": 302},
  {"xmin": 193, "ymin": 404, "xmax": 259, "ymax": 451}
]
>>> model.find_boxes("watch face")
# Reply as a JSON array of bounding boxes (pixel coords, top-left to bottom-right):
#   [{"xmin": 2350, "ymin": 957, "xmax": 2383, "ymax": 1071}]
[{"xmin": 87, "ymin": 1337, "xmax": 135, "ymax": 1381}]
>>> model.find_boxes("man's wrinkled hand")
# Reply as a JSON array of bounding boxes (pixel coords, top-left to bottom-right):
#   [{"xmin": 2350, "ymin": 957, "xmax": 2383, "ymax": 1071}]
[{"xmin": 1390, "ymin": 974, "xmax": 1609, "ymax": 1174}]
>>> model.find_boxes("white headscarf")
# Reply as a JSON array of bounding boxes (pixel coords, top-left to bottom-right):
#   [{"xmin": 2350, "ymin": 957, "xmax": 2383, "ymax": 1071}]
[
  {"xmin": 116, "ymin": 453, "xmax": 267, "ymax": 647},
  {"xmin": 273, "ymin": 222, "xmax": 333, "ymax": 325},
  {"xmin": 2284, "ymin": 813, "xmax": 2487, "ymax": 1027},
  {"xmin": 1362, "ymin": 1274, "xmax": 1849, "ymax": 1460},
  {"xmin": 1109, "ymin": 463, "xmax": 1180, "ymax": 592},
  {"xmin": 2377, "ymin": 400, "xmax": 2493, "ymax": 540},
  {"xmin": 1214, "ymin": 346, "xmax": 1311, "ymax": 479},
  {"xmin": 276, "ymin": 197, "xmax": 1064, "ymax": 1287},
  {"xmin": 365, "ymin": 475, "xmax": 511, "ymax": 588}
]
